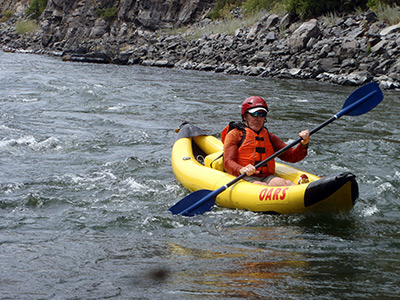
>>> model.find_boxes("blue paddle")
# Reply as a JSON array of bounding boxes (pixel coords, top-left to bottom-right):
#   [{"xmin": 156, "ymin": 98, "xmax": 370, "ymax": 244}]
[{"xmin": 169, "ymin": 82, "xmax": 384, "ymax": 216}]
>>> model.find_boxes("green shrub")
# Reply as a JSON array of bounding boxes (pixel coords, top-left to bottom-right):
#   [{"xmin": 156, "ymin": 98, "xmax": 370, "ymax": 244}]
[
  {"xmin": 95, "ymin": 6, "xmax": 118, "ymax": 21},
  {"xmin": 367, "ymin": 0, "xmax": 400, "ymax": 10},
  {"xmin": 242, "ymin": 0, "xmax": 279, "ymax": 15},
  {"xmin": 321, "ymin": 10, "xmax": 339, "ymax": 26},
  {"xmin": 15, "ymin": 19, "xmax": 39, "ymax": 34},
  {"xmin": 1, "ymin": 10, "xmax": 14, "ymax": 22},
  {"xmin": 165, "ymin": 9, "xmax": 265, "ymax": 40},
  {"xmin": 208, "ymin": 0, "xmax": 370, "ymax": 20},
  {"xmin": 286, "ymin": 0, "xmax": 368, "ymax": 19},
  {"xmin": 207, "ymin": 0, "xmax": 245, "ymax": 20},
  {"xmin": 26, "ymin": 0, "xmax": 48, "ymax": 19},
  {"xmin": 207, "ymin": 0, "xmax": 399, "ymax": 22},
  {"xmin": 373, "ymin": 2, "xmax": 400, "ymax": 24}
]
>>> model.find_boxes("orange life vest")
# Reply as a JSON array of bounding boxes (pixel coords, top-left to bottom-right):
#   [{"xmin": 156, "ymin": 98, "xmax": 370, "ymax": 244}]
[{"xmin": 221, "ymin": 122, "xmax": 276, "ymax": 176}]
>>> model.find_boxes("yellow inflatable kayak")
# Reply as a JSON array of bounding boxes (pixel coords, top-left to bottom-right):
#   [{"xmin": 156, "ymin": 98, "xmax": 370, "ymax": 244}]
[{"xmin": 171, "ymin": 123, "xmax": 358, "ymax": 214}]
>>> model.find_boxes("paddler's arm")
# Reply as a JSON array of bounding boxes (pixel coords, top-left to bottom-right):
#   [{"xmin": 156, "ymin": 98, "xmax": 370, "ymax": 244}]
[
  {"xmin": 270, "ymin": 130, "xmax": 309, "ymax": 163},
  {"xmin": 223, "ymin": 129, "xmax": 246, "ymax": 177}
]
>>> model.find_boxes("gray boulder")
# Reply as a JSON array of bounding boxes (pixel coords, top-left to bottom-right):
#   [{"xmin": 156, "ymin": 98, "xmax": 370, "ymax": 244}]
[{"xmin": 288, "ymin": 19, "xmax": 321, "ymax": 53}]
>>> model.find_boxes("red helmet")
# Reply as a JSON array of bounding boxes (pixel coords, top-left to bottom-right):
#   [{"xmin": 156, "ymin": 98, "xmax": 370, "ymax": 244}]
[{"xmin": 241, "ymin": 96, "xmax": 269, "ymax": 117}]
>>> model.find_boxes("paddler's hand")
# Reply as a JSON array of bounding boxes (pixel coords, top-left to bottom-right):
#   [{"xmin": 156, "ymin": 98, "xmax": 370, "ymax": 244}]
[
  {"xmin": 299, "ymin": 130, "xmax": 310, "ymax": 146},
  {"xmin": 239, "ymin": 164, "xmax": 259, "ymax": 176}
]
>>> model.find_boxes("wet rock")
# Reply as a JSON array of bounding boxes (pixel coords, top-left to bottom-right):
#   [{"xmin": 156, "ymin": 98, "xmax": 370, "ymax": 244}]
[
  {"xmin": 343, "ymin": 71, "xmax": 371, "ymax": 86},
  {"xmin": 62, "ymin": 51, "xmax": 111, "ymax": 64}
]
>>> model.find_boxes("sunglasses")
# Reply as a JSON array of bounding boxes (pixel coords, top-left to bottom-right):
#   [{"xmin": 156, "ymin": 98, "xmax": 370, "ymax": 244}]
[{"xmin": 248, "ymin": 111, "xmax": 267, "ymax": 118}]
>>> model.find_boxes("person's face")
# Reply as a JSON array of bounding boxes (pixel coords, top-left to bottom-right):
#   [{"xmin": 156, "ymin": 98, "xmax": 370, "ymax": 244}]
[{"xmin": 244, "ymin": 110, "xmax": 267, "ymax": 132}]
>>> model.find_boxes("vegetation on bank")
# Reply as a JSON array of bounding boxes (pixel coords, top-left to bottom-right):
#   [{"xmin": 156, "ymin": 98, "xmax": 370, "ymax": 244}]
[
  {"xmin": 166, "ymin": 10, "xmax": 266, "ymax": 39},
  {"xmin": 208, "ymin": 0, "xmax": 400, "ymax": 20},
  {"xmin": 15, "ymin": 19, "xmax": 39, "ymax": 34},
  {"xmin": 26, "ymin": 0, "xmax": 48, "ymax": 19},
  {"xmin": 2, "ymin": 0, "xmax": 399, "ymax": 38},
  {"xmin": 0, "ymin": 6, "xmax": 39, "ymax": 34},
  {"xmin": 0, "ymin": 9, "xmax": 14, "ymax": 22},
  {"xmin": 375, "ymin": 1, "xmax": 400, "ymax": 23},
  {"xmin": 165, "ymin": 0, "xmax": 400, "ymax": 41},
  {"xmin": 95, "ymin": 5, "xmax": 118, "ymax": 21}
]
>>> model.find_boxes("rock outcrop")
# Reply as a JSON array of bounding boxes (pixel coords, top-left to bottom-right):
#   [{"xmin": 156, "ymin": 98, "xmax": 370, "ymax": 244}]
[
  {"xmin": 0, "ymin": 0, "xmax": 29, "ymax": 15},
  {"xmin": 1, "ymin": 0, "xmax": 400, "ymax": 89}
]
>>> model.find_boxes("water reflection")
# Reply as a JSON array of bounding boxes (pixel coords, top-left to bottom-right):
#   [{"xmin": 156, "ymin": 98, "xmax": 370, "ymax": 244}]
[{"xmin": 167, "ymin": 226, "xmax": 309, "ymax": 298}]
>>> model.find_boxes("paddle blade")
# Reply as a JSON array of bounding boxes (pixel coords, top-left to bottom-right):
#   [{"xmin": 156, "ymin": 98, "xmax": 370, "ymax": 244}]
[
  {"xmin": 341, "ymin": 82, "xmax": 383, "ymax": 117},
  {"xmin": 169, "ymin": 189, "xmax": 216, "ymax": 216}
]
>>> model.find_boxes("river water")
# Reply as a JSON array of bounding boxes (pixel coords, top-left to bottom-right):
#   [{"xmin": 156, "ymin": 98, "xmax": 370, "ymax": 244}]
[{"xmin": 0, "ymin": 51, "xmax": 399, "ymax": 299}]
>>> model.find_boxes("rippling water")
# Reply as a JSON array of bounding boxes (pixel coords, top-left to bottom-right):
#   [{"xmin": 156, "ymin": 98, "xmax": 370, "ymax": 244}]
[{"xmin": 0, "ymin": 52, "xmax": 399, "ymax": 299}]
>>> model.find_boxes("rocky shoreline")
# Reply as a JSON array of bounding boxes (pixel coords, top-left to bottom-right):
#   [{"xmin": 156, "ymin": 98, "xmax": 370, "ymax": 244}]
[{"xmin": 1, "ymin": 1, "xmax": 400, "ymax": 89}]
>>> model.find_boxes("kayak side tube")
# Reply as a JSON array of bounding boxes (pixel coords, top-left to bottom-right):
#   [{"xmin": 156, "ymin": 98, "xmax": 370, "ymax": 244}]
[{"xmin": 304, "ymin": 172, "xmax": 359, "ymax": 210}]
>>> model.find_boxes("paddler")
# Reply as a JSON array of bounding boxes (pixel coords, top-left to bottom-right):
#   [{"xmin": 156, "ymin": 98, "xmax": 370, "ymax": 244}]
[{"xmin": 222, "ymin": 96, "xmax": 310, "ymax": 186}]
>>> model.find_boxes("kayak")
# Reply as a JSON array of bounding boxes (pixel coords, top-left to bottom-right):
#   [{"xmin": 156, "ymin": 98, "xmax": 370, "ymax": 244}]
[{"xmin": 171, "ymin": 123, "xmax": 358, "ymax": 214}]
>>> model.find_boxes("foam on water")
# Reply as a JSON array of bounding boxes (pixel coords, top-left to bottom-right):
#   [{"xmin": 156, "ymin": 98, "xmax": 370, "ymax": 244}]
[{"xmin": 0, "ymin": 135, "xmax": 62, "ymax": 152}]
